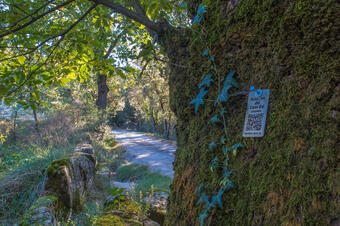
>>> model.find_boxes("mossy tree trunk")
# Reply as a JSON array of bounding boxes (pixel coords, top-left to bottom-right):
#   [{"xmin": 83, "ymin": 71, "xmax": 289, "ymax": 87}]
[{"xmin": 164, "ymin": 0, "xmax": 339, "ymax": 225}]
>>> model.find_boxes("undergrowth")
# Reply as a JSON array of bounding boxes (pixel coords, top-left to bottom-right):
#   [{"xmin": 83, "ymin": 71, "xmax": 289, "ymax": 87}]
[{"xmin": 0, "ymin": 111, "xmax": 106, "ymax": 224}]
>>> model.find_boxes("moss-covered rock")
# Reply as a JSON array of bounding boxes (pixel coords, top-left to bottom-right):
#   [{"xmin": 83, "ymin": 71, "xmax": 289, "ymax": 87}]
[
  {"xmin": 23, "ymin": 143, "xmax": 97, "ymax": 224},
  {"xmin": 45, "ymin": 144, "xmax": 96, "ymax": 212},
  {"xmin": 165, "ymin": 0, "xmax": 339, "ymax": 225},
  {"xmin": 20, "ymin": 195, "xmax": 58, "ymax": 226},
  {"xmin": 97, "ymin": 198, "xmax": 160, "ymax": 226}
]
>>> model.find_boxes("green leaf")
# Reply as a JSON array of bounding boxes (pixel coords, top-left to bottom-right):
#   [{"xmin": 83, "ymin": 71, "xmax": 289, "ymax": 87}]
[
  {"xmin": 17, "ymin": 56, "xmax": 25, "ymax": 65},
  {"xmin": 116, "ymin": 69, "xmax": 126, "ymax": 79},
  {"xmin": 67, "ymin": 72, "xmax": 77, "ymax": 80}
]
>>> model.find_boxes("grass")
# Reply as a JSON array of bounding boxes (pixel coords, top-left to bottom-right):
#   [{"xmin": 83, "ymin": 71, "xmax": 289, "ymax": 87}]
[
  {"xmin": 0, "ymin": 112, "xmax": 107, "ymax": 224},
  {"xmin": 135, "ymin": 172, "xmax": 172, "ymax": 193},
  {"xmin": 116, "ymin": 163, "xmax": 172, "ymax": 194},
  {"xmin": 116, "ymin": 164, "xmax": 149, "ymax": 181},
  {"xmin": 0, "ymin": 144, "xmax": 74, "ymax": 224}
]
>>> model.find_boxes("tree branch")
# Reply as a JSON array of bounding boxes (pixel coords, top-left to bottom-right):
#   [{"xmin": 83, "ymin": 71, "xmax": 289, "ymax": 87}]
[
  {"xmin": 103, "ymin": 31, "xmax": 124, "ymax": 59},
  {"xmin": 5, "ymin": 4, "xmax": 97, "ymax": 97},
  {"xmin": 0, "ymin": 3, "xmax": 96, "ymax": 63},
  {"xmin": 0, "ymin": 0, "xmax": 75, "ymax": 39},
  {"xmin": 129, "ymin": 0, "xmax": 156, "ymax": 37},
  {"xmin": 6, "ymin": 0, "xmax": 55, "ymax": 30},
  {"xmin": 90, "ymin": 0, "xmax": 161, "ymax": 33}
]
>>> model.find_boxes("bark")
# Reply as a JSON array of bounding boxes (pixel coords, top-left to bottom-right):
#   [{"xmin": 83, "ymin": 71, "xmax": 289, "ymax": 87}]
[
  {"xmin": 164, "ymin": 0, "xmax": 339, "ymax": 225},
  {"xmin": 95, "ymin": 32, "xmax": 123, "ymax": 114},
  {"xmin": 11, "ymin": 109, "xmax": 18, "ymax": 143},
  {"xmin": 32, "ymin": 108, "xmax": 42, "ymax": 145},
  {"xmin": 149, "ymin": 104, "xmax": 156, "ymax": 133},
  {"xmin": 96, "ymin": 73, "xmax": 109, "ymax": 113}
]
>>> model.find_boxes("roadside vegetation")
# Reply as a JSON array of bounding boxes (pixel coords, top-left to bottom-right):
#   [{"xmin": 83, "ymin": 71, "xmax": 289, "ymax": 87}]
[{"xmin": 0, "ymin": 109, "xmax": 102, "ymax": 224}]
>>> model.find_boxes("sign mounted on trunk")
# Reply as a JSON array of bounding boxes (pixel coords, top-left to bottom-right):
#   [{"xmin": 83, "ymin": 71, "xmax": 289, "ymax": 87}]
[{"xmin": 242, "ymin": 89, "xmax": 270, "ymax": 137}]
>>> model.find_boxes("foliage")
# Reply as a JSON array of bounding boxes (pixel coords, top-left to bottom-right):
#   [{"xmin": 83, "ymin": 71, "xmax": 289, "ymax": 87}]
[{"xmin": 0, "ymin": 0, "xmax": 188, "ymax": 108}]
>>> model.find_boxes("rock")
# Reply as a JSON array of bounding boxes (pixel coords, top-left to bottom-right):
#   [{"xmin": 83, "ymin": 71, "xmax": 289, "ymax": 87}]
[
  {"xmin": 20, "ymin": 195, "xmax": 59, "ymax": 226},
  {"xmin": 45, "ymin": 144, "xmax": 96, "ymax": 211},
  {"xmin": 142, "ymin": 192, "xmax": 168, "ymax": 225},
  {"xmin": 23, "ymin": 143, "xmax": 96, "ymax": 224}
]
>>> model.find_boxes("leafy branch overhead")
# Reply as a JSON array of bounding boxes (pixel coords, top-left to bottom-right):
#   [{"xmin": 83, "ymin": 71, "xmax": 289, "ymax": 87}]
[{"xmin": 0, "ymin": 0, "xmax": 188, "ymax": 106}]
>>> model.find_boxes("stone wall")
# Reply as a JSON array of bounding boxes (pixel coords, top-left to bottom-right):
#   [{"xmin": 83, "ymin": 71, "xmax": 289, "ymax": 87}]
[{"xmin": 21, "ymin": 144, "xmax": 96, "ymax": 225}]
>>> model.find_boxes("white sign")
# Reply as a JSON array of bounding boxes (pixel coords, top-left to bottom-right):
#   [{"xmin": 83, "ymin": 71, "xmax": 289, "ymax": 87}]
[{"xmin": 242, "ymin": 89, "xmax": 270, "ymax": 137}]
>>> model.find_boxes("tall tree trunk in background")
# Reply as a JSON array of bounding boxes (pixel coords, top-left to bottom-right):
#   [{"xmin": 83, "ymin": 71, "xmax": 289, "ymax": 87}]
[
  {"xmin": 96, "ymin": 73, "xmax": 109, "ymax": 116},
  {"xmin": 163, "ymin": 114, "xmax": 171, "ymax": 139},
  {"xmin": 163, "ymin": 119, "xmax": 168, "ymax": 138},
  {"xmin": 149, "ymin": 104, "xmax": 156, "ymax": 133},
  {"xmin": 11, "ymin": 109, "xmax": 17, "ymax": 143},
  {"xmin": 95, "ymin": 32, "xmax": 123, "ymax": 117},
  {"xmin": 32, "ymin": 108, "xmax": 42, "ymax": 145}
]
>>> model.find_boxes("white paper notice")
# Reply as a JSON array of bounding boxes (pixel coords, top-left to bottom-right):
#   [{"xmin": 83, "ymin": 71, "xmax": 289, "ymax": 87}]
[{"xmin": 242, "ymin": 89, "xmax": 270, "ymax": 137}]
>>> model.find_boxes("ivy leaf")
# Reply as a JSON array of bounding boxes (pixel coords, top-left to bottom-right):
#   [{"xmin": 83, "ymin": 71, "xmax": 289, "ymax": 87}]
[
  {"xmin": 220, "ymin": 176, "xmax": 230, "ymax": 186},
  {"xmin": 219, "ymin": 107, "xmax": 226, "ymax": 116},
  {"xmin": 210, "ymin": 157, "xmax": 219, "ymax": 171},
  {"xmin": 223, "ymin": 168, "xmax": 232, "ymax": 178},
  {"xmin": 199, "ymin": 74, "xmax": 213, "ymax": 88},
  {"xmin": 225, "ymin": 180, "xmax": 234, "ymax": 190},
  {"xmin": 197, "ymin": 191, "xmax": 209, "ymax": 205},
  {"xmin": 193, "ymin": 15, "xmax": 202, "ymax": 24},
  {"xmin": 197, "ymin": 4, "xmax": 206, "ymax": 15},
  {"xmin": 222, "ymin": 146, "xmax": 232, "ymax": 155},
  {"xmin": 211, "ymin": 187, "xmax": 225, "ymax": 208},
  {"xmin": 226, "ymin": 70, "xmax": 239, "ymax": 88},
  {"xmin": 232, "ymin": 142, "xmax": 244, "ymax": 151},
  {"xmin": 209, "ymin": 141, "xmax": 217, "ymax": 150},
  {"xmin": 220, "ymin": 136, "xmax": 227, "ymax": 144},
  {"xmin": 202, "ymin": 49, "xmax": 209, "ymax": 56},
  {"xmin": 216, "ymin": 91, "xmax": 229, "ymax": 104},
  {"xmin": 190, "ymin": 88, "xmax": 207, "ymax": 114},
  {"xmin": 199, "ymin": 210, "xmax": 209, "ymax": 226},
  {"xmin": 215, "ymin": 71, "xmax": 238, "ymax": 105},
  {"xmin": 210, "ymin": 114, "xmax": 220, "ymax": 123},
  {"xmin": 198, "ymin": 183, "xmax": 205, "ymax": 193}
]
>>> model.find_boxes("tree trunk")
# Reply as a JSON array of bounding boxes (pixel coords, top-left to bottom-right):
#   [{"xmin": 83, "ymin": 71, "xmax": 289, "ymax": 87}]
[
  {"xmin": 149, "ymin": 104, "xmax": 156, "ymax": 133},
  {"xmin": 11, "ymin": 109, "xmax": 17, "ymax": 143},
  {"xmin": 32, "ymin": 108, "xmax": 42, "ymax": 145},
  {"xmin": 164, "ymin": 0, "xmax": 339, "ymax": 225},
  {"xmin": 96, "ymin": 73, "xmax": 109, "ymax": 114}
]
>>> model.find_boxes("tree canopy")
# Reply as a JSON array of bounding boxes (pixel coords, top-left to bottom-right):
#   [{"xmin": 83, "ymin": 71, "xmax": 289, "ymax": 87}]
[{"xmin": 0, "ymin": 0, "xmax": 189, "ymax": 108}]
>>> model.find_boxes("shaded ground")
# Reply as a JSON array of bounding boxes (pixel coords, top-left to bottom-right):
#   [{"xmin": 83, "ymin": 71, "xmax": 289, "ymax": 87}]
[{"xmin": 111, "ymin": 129, "xmax": 176, "ymax": 178}]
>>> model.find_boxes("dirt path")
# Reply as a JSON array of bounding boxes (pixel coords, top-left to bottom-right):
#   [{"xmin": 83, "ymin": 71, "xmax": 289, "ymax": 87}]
[{"xmin": 111, "ymin": 129, "xmax": 176, "ymax": 178}]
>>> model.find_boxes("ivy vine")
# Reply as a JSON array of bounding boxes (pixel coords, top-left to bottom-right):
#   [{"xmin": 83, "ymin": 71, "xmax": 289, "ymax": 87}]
[{"xmin": 190, "ymin": 3, "xmax": 245, "ymax": 225}]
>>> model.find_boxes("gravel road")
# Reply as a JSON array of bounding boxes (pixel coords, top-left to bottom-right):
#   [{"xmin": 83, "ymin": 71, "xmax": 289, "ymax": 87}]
[{"xmin": 111, "ymin": 129, "xmax": 176, "ymax": 178}]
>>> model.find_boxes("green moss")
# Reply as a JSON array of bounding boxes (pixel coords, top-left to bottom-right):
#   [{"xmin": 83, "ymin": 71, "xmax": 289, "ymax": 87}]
[
  {"xmin": 46, "ymin": 158, "xmax": 71, "ymax": 176},
  {"xmin": 165, "ymin": 0, "xmax": 339, "ymax": 225},
  {"xmin": 96, "ymin": 214, "xmax": 125, "ymax": 226},
  {"xmin": 98, "ymin": 199, "xmax": 144, "ymax": 226},
  {"xmin": 29, "ymin": 195, "xmax": 58, "ymax": 209},
  {"xmin": 20, "ymin": 195, "xmax": 59, "ymax": 226}
]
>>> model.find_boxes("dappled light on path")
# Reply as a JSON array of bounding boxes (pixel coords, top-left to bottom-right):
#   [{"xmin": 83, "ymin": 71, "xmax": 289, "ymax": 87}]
[{"xmin": 111, "ymin": 129, "xmax": 176, "ymax": 178}]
